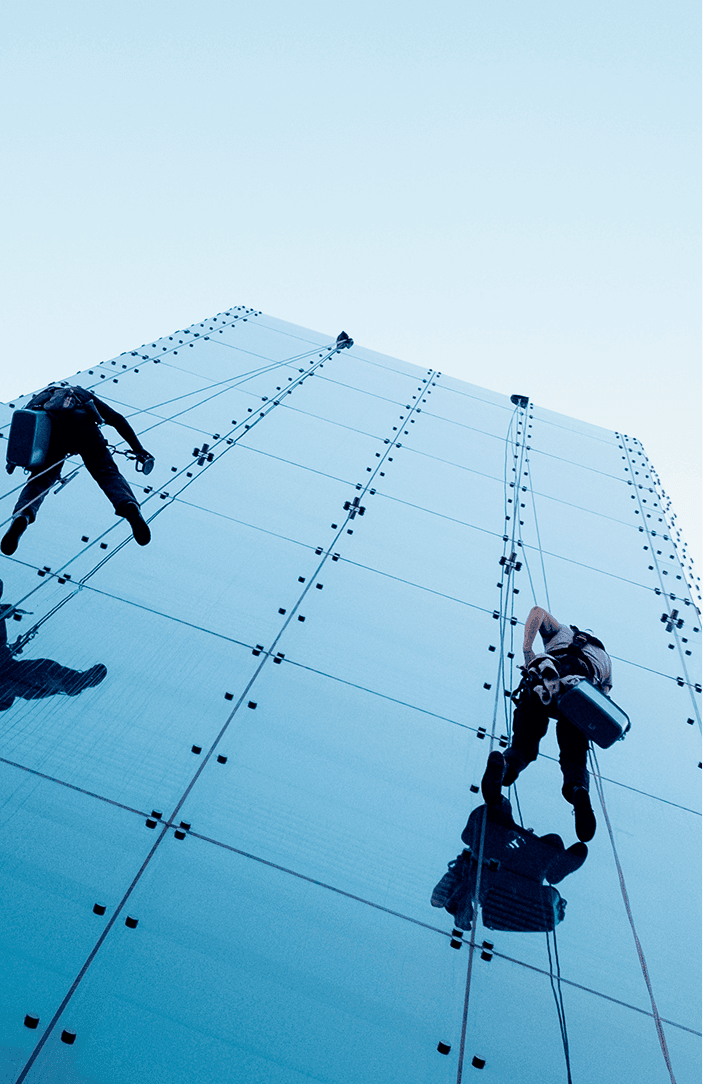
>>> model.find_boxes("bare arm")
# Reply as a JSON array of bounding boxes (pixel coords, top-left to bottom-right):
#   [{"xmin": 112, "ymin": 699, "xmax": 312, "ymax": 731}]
[{"xmin": 523, "ymin": 606, "xmax": 561, "ymax": 665}]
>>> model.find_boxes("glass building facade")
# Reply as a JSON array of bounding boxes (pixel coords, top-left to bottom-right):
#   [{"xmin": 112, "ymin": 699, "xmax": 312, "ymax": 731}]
[{"xmin": 0, "ymin": 309, "xmax": 699, "ymax": 1083}]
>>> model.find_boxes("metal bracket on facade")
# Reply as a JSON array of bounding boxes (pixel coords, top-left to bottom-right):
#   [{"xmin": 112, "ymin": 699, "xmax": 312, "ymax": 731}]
[
  {"xmin": 343, "ymin": 496, "xmax": 366, "ymax": 519},
  {"xmin": 193, "ymin": 444, "xmax": 214, "ymax": 465},
  {"xmin": 661, "ymin": 610, "xmax": 684, "ymax": 632},
  {"xmin": 499, "ymin": 551, "xmax": 522, "ymax": 573}
]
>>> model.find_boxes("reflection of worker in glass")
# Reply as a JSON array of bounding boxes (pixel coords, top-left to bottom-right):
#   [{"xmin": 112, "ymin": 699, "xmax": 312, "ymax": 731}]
[
  {"xmin": 498, "ymin": 606, "xmax": 613, "ymax": 842},
  {"xmin": 431, "ymin": 752, "xmax": 588, "ymax": 932},
  {"xmin": 2, "ymin": 384, "xmax": 153, "ymax": 556},
  {"xmin": 0, "ymin": 582, "xmax": 106, "ymax": 709}
]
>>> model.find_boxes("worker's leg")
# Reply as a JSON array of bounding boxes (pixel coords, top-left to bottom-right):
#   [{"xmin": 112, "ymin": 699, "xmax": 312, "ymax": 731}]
[
  {"xmin": 76, "ymin": 423, "xmax": 151, "ymax": 544},
  {"xmin": 11, "ymin": 458, "xmax": 64, "ymax": 523},
  {"xmin": 556, "ymin": 714, "xmax": 596, "ymax": 841},
  {"xmin": 75, "ymin": 422, "xmax": 138, "ymax": 512},
  {"xmin": 555, "ymin": 715, "xmax": 589, "ymax": 799},
  {"xmin": 2, "ymin": 455, "xmax": 64, "ymax": 554},
  {"xmin": 502, "ymin": 695, "xmax": 550, "ymax": 786}
]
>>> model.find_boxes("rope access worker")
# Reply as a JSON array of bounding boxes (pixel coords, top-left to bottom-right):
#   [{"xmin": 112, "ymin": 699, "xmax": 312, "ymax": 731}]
[
  {"xmin": 489, "ymin": 606, "xmax": 613, "ymax": 843},
  {"xmin": 2, "ymin": 385, "xmax": 153, "ymax": 555}
]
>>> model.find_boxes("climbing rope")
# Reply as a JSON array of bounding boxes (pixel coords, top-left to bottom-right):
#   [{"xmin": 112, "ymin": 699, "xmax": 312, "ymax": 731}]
[
  {"xmin": 518, "ymin": 407, "xmax": 681, "ymax": 1083},
  {"xmin": 500, "ymin": 396, "xmax": 575, "ymax": 1080},
  {"xmin": 546, "ymin": 925, "xmax": 573, "ymax": 1084},
  {"xmin": 589, "ymin": 747, "xmax": 678, "ymax": 1084}
]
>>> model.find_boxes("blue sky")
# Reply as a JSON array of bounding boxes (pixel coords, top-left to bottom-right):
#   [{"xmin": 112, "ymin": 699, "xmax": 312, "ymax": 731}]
[{"xmin": 2, "ymin": 0, "xmax": 700, "ymax": 572}]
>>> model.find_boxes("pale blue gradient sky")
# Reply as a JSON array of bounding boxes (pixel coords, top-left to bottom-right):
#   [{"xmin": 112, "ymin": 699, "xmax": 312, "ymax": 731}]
[{"xmin": 1, "ymin": 0, "xmax": 700, "ymax": 572}]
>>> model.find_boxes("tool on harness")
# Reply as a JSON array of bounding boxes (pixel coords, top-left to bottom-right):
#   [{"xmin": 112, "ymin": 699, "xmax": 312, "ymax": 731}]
[
  {"xmin": 511, "ymin": 657, "xmax": 630, "ymax": 748},
  {"xmin": 109, "ymin": 447, "xmax": 155, "ymax": 475}
]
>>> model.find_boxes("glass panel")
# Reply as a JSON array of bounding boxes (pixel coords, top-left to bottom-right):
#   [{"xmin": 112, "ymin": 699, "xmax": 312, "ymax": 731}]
[
  {"xmin": 1, "ymin": 312, "xmax": 698, "ymax": 1084},
  {"xmin": 465, "ymin": 953, "xmax": 681, "ymax": 1083},
  {"xmin": 276, "ymin": 370, "xmax": 418, "ymax": 435},
  {"xmin": 540, "ymin": 550, "xmax": 696, "ymax": 678},
  {"xmin": 423, "ymin": 385, "xmax": 515, "ymax": 436},
  {"xmin": 401, "ymin": 408, "xmax": 508, "ymax": 472},
  {"xmin": 236, "ymin": 406, "xmax": 381, "ymax": 479},
  {"xmin": 0, "ymin": 762, "xmax": 153, "ymax": 1067},
  {"xmin": 347, "ymin": 492, "xmax": 503, "ymax": 614},
  {"xmin": 661, "ymin": 1021, "xmax": 703, "ymax": 1084},
  {"xmin": 600, "ymin": 663, "xmax": 702, "ymax": 811},
  {"xmin": 178, "ymin": 662, "xmax": 484, "ymax": 915},
  {"xmin": 0, "ymin": 587, "xmax": 260, "ymax": 812},
  {"xmin": 529, "ymin": 406, "xmax": 624, "ymax": 475},
  {"xmin": 272, "ymin": 557, "xmax": 496, "ymax": 720},
  {"xmin": 330, "ymin": 358, "xmax": 431, "ymax": 405},
  {"xmin": 529, "ymin": 448, "xmax": 645, "ymax": 523},
  {"xmin": 582, "ymin": 781, "xmax": 702, "ymax": 1030},
  {"xmin": 376, "ymin": 440, "xmax": 507, "ymax": 527},
  {"xmin": 31, "ymin": 837, "xmax": 463, "ymax": 1084}
]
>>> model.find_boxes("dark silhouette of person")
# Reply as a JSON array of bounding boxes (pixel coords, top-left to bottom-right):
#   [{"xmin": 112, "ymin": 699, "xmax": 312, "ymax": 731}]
[
  {"xmin": 0, "ymin": 581, "xmax": 106, "ymax": 708},
  {"xmin": 2, "ymin": 384, "xmax": 154, "ymax": 555},
  {"xmin": 498, "ymin": 606, "xmax": 613, "ymax": 842},
  {"xmin": 431, "ymin": 752, "xmax": 588, "ymax": 932}
]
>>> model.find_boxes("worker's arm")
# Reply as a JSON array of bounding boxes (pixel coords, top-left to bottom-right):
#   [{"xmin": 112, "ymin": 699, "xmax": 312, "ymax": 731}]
[
  {"xmin": 91, "ymin": 395, "xmax": 151, "ymax": 457},
  {"xmin": 523, "ymin": 606, "xmax": 561, "ymax": 665}
]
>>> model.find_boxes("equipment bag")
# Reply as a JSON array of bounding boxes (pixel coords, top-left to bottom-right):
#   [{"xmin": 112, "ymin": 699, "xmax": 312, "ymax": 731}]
[
  {"xmin": 6, "ymin": 410, "xmax": 53, "ymax": 473},
  {"xmin": 556, "ymin": 679, "xmax": 630, "ymax": 749},
  {"xmin": 481, "ymin": 875, "xmax": 566, "ymax": 932}
]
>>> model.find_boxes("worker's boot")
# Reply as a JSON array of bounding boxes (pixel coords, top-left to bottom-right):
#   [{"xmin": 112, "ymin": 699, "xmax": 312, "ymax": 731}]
[
  {"xmin": 1, "ymin": 515, "xmax": 29, "ymax": 556},
  {"xmin": 118, "ymin": 502, "xmax": 151, "ymax": 546},
  {"xmin": 481, "ymin": 750, "xmax": 506, "ymax": 805},
  {"xmin": 571, "ymin": 787, "xmax": 596, "ymax": 843}
]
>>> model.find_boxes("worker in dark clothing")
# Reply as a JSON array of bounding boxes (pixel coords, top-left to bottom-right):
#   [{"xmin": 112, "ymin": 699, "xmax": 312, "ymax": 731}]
[
  {"xmin": 496, "ymin": 606, "xmax": 613, "ymax": 842},
  {"xmin": 431, "ymin": 752, "xmax": 588, "ymax": 931},
  {"xmin": 0, "ymin": 580, "xmax": 106, "ymax": 707},
  {"xmin": 1, "ymin": 385, "xmax": 154, "ymax": 555}
]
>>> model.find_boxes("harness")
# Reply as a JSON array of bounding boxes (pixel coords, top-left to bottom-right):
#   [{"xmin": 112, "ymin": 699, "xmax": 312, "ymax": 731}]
[
  {"xmin": 27, "ymin": 385, "xmax": 103, "ymax": 425},
  {"xmin": 512, "ymin": 626, "xmax": 606, "ymax": 707},
  {"xmin": 544, "ymin": 626, "xmax": 604, "ymax": 683}
]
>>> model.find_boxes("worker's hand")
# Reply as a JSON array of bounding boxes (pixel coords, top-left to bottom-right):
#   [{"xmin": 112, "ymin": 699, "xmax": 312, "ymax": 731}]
[{"xmin": 135, "ymin": 450, "xmax": 155, "ymax": 475}]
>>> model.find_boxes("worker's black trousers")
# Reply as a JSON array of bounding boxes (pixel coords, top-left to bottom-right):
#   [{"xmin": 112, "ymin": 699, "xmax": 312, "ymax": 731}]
[
  {"xmin": 504, "ymin": 693, "xmax": 590, "ymax": 800},
  {"xmin": 12, "ymin": 417, "xmax": 137, "ymax": 522}
]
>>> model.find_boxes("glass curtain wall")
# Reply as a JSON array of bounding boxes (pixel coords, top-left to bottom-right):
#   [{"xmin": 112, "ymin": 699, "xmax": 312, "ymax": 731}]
[{"xmin": 0, "ymin": 308, "xmax": 699, "ymax": 1083}]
